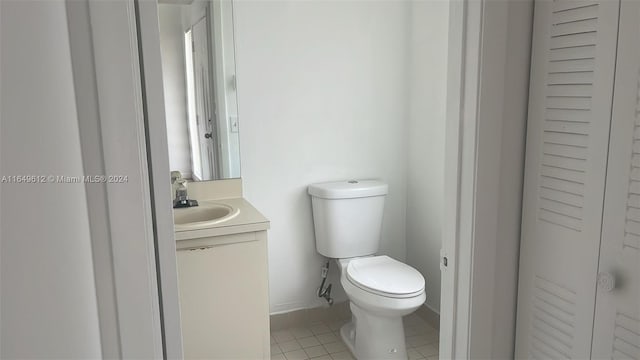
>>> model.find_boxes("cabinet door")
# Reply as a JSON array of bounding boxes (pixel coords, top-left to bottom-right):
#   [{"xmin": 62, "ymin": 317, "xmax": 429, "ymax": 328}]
[
  {"xmin": 177, "ymin": 237, "xmax": 270, "ymax": 359},
  {"xmin": 515, "ymin": 0, "xmax": 620, "ymax": 358},
  {"xmin": 591, "ymin": 1, "xmax": 640, "ymax": 358}
]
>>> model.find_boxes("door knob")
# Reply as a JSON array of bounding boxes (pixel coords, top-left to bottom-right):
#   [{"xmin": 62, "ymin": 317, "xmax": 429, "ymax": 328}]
[
  {"xmin": 597, "ymin": 272, "xmax": 616, "ymax": 292},
  {"xmin": 204, "ymin": 132, "xmax": 213, "ymax": 139}
]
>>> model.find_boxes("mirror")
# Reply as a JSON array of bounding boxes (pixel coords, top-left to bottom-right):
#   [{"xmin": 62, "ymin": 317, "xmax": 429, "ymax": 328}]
[{"xmin": 158, "ymin": 0, "xmax": 240, "ymax": 181}]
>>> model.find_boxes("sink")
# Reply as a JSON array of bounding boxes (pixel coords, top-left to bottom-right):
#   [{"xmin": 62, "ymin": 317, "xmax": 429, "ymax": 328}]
[{"xmin": 173, "ymin": 202, "xmax": 240, "ymax": 230}]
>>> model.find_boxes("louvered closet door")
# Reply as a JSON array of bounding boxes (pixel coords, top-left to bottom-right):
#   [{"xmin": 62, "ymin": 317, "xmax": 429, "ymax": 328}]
[
  {"xmin": 515, "ymin": 0, "xmax": 620, "ymax": 358},
  {"xmin": 591, "ymin": 1, "xmax": 640, "ymax": 358}
]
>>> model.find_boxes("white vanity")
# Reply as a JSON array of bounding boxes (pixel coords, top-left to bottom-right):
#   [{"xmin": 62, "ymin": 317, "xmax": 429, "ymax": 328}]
[{"xmin": 173, "ymin": 180, "xmax": 270, "ymax": 359}]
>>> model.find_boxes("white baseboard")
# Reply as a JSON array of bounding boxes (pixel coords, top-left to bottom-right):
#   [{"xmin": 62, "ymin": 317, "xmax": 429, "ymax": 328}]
[
  {"xmin": 269, "ymin": 302, "xmax": 351, "ymax": 331},
  {"xmin": 417, "ymin": 303, "xmax": 440, "ymax": 330}
]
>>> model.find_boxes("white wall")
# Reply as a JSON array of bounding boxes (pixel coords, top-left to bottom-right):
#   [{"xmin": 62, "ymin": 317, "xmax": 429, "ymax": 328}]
[
  {"xmin": 0, "ymin": 1, "xmax": 102, "ymax": 357},
  {"xmin": 234, "ymin": 0, "xmax": 410, "ymax": 313},
  {"xmin": 159, "ymin": 4, "xmax": 192, "ymax": 177},
  {"xmin": 405, "ymin": 0, "xmax": 449, "ymax": 314}
]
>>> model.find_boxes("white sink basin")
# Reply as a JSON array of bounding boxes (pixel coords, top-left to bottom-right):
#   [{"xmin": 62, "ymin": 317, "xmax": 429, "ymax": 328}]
[{"xmin": 173, "ymin": 202, "xmax": 240, "ymax": 230}]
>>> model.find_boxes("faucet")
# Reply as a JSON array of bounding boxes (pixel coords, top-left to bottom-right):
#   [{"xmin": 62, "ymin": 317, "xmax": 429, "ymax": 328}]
[{"xmin": 171, "ymin": 173, "xmax": 198, "ymax": 208}]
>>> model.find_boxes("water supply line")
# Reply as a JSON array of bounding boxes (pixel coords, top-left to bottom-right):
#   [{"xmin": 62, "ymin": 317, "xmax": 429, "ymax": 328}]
[{"xmin": 317, "ymin": 260, "xmax": 334, "ymax": 305}]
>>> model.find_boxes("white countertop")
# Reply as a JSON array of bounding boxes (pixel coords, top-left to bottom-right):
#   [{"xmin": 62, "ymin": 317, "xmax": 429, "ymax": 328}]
[{"xmin": 173, "ymin": 197, "xmax": 270, "ymax": 242}]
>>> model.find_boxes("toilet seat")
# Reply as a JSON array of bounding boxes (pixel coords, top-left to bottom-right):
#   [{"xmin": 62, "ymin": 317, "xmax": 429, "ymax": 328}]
[{"xmin": 346, "ymin": 255, "xmax": 425, "ymax": 299}]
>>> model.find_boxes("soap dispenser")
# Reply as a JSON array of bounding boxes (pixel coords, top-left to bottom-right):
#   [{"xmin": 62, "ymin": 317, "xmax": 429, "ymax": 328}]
[{"xmin": 171, "ymin": 171, "xmax": 183, "ymax": 199}]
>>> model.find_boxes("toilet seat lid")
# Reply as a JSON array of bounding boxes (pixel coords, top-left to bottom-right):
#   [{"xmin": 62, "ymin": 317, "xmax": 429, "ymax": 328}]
[{"xmin": 346, "ymin": 256, "xmax": 425, "ymax": 298}]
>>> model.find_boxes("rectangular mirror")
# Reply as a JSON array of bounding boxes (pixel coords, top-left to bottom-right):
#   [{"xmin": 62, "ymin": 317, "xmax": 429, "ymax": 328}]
[{"xmin": 159, "ymin": 0, "xmax": 240, "ymax": 181}]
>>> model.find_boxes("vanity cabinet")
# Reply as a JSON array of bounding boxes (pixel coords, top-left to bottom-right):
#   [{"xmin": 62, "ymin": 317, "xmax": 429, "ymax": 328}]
[{"xmin": 177, "ymin": 230, "xmax": 270, "ymax": 359}]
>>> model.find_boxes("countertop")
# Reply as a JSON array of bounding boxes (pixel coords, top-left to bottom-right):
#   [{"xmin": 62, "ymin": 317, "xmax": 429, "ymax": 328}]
[{"xmin": 173, "ymin": 197, "xmax": 270, "ymax": 242}]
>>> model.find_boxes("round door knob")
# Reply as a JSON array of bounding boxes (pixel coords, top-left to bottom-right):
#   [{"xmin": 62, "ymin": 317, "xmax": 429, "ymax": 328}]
[{"xmin": 597, "ymin": 272, "xmax": 616, "ymax": 292}]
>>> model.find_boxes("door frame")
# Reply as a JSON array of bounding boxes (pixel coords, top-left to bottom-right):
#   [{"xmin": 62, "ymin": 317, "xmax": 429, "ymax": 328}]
[
  {"xmin": 65, "ymin": 0, "xmax": 167, "ymax": 358},
  {"xmin": 440, "ymin": 0, "xmax": 533, "ymax": 358},
  {"xmin": 136, "ymin": 1, "xmax": 185, "ymax": 358},
  {"xmin": 74, "ymin": 0, "xmax": 535, "ymax": 358},
  {"xmin": 191, "ymin": 14, "xmax": 218, "ymax": 181}
]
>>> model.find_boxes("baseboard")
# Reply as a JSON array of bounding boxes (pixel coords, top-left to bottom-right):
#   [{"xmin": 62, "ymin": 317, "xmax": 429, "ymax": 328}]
[
  {"xmin": 416, "ymin": 304, "xmax": 440, "ymax": 330},
  {"xmin": 270, "ymin": 301, "xmax": 351, "ymax": 331},
  {"xmin": 271, "ymin": 301, "xmax": 440, "ymax": 332}
]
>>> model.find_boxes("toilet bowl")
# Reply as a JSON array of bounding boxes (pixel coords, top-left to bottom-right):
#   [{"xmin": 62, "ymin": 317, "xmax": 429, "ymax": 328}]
[
  {"xmin": 308, "ymin": 180, "xmax": 426, "ymax": 359},
  {"xmin": 336, "ymin": 256, "xmax": 426, "ymax": 359}
]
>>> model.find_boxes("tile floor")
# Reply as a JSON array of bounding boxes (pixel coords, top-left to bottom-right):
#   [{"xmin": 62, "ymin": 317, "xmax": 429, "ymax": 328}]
[{"xmin": 270, "ymin": 313, "xmax": 439, "ymax": 360}]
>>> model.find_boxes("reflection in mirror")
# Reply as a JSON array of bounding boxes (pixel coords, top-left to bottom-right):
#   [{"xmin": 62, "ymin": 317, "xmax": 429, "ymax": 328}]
[{"xmin": 158, "ymin": 0, "xmax": 241, "ymax": 181}]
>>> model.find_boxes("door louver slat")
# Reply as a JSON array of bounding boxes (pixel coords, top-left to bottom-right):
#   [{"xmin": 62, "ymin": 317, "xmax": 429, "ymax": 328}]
[{"xmin": 535, "ymin": 1, "xmax": 602, "ymax": 233}]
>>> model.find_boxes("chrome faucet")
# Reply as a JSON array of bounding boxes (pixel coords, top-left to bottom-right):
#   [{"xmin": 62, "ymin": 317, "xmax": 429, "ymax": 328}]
[{"xmin": 171, "ymin": 172, "xmax": 198, "ymax": 208}]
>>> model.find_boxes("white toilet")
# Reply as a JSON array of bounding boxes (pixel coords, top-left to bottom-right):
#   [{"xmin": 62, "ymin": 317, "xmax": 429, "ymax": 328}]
[{"xmin": 308, "ymin": 180, "xmax": 426, "ymax": 360}]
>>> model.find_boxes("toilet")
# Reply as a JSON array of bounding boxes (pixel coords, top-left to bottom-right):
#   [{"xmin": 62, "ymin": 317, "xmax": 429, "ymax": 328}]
[{"xmin": 308, "ymin": 180, "xmax": 426, "ymax": 360}]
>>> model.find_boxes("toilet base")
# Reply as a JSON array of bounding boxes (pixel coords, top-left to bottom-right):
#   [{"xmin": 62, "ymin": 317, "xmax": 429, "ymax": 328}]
[{"xmin": 340, "ymin": 302, "xmax": 407, "ymax": 360}]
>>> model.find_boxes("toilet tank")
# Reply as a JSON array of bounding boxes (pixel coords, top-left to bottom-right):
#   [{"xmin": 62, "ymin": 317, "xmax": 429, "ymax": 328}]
[{"xmin": 308, "ymin": 180, "xmax": 388, "ymax": 258}]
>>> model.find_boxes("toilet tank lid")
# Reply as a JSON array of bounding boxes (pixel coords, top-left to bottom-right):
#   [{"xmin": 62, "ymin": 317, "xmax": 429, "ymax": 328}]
[{"xmin": 308, "ymin": 180, "xmax": 388, "ymax": 199}]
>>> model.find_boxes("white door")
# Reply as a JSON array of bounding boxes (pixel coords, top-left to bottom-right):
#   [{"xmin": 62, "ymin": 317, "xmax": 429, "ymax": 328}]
[
  {"xmin": 515, "ymin": 0, "xmax": 620, "ymax": 358},
  {"xmin": 192, "ymin": 16, "xmax": 216, "ymax": 180},
  {"xmin": 591, "ymin": 1, "xmax": 640, "ymax": 358}
]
